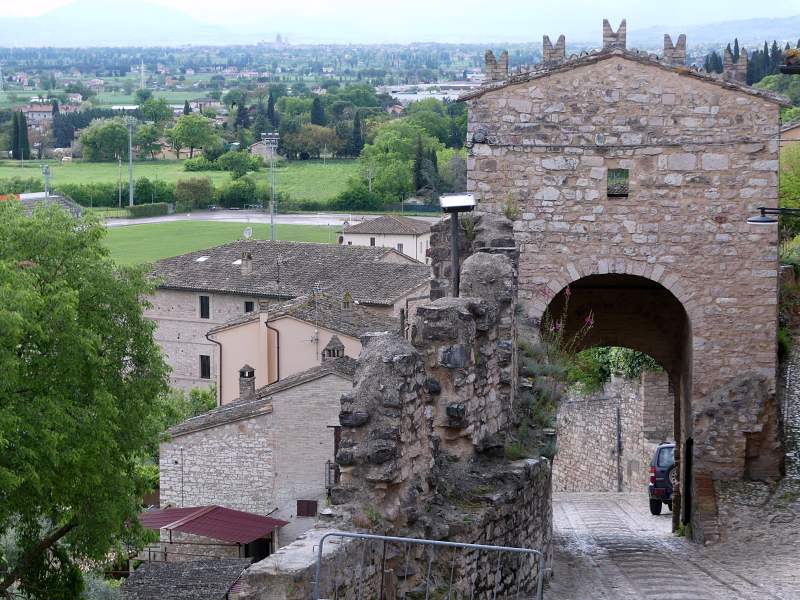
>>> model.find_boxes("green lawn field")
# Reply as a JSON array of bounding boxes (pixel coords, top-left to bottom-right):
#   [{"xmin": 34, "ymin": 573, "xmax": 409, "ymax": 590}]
[
  {"xmin": 0, "ymin": 159, "xmax": 358, "ymax": 202},
  {"xmin": 104, "ymin": 221, "xmax": 336, "ymax": 265}
]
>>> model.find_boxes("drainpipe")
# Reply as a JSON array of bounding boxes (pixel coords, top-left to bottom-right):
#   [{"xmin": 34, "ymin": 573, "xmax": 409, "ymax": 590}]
[
  {"xmin": 616, "ymin": 405, "xmax": 623, "ymax": 492},
  {"xmin": 205, "ymin": 331, "xmax": 223, "ymax": 407},
  {"xmin": 265, "ymin": 321, "xmax": 280, "ymax": 383}
]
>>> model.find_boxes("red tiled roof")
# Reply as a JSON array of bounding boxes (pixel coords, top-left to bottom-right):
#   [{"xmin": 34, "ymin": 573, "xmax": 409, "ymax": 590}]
[{"xmin": 140, "ymin": 506, "xmax": 288, "ymax": 544}]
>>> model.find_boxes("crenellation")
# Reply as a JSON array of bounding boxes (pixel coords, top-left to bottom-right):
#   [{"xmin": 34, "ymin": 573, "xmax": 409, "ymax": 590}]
[
  {"xmin": 663, "ymin": 33, "xmax": 687, "ymax": 67},
  {"xmin": 542, "ymin": 34, "xmax": 566, "ymax": 64},
  {"xmin": 602, "ymin": 18, "xmax": 627, "ymax": 50}
]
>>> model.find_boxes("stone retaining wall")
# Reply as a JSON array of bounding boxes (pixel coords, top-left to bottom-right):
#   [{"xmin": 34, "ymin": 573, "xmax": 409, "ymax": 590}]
[{"xmin": 553, "ymin": 371, "xmax": 673, "ymax": 493}]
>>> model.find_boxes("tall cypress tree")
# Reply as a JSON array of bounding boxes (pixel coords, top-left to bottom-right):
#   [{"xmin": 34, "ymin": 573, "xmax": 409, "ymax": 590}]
[
  {"xmin": 183, "ymin": 100, "xmax": 191, "ymax": 115},
  {"xmin": 733, "ymin": 38, "xmax": 740, "ymax": 62},
  {"xmin": 266, "ymin": 91, "xmax": 276, "ymax": 128},
  {"xmin": 51, "ymin": 100, "xmax": 59, "ymax": 117},
  {"xmin": 18, "ymin": 113, "xmax": 30, "ymax": 160},
  {"xmin": 310, "ymin": 97, "xmax": 326, "ymax": 126},
  {"xmin": 770, "ymin": 41, "xmax": 782, "ymax": 73},
  {"xmin": 413, "ymin": 135, "xmax": 425, "ymax": 192},
  {"xmin": 350, "ymin": 111, "xmax": 363, "ymax": 157},
  {"xmin": 11, "ymin": 112, "xmax": 20, "ymax": 160}
]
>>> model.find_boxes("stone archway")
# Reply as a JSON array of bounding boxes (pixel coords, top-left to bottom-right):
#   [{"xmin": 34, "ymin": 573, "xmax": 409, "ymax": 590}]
[{"xmin": 538, "ymin": 271, "xmax": 693, "ymax": 532}]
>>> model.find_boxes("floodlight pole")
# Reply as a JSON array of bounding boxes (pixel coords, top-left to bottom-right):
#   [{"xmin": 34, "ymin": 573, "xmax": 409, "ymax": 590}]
[{"xmin": 451, "ymin": 213, "xmax": 460, "ymax": 297}]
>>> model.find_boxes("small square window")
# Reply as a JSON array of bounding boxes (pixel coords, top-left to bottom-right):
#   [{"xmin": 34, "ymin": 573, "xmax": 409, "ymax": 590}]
[
  {"xmin": 370, "ymin": 237, "xmax": 376, "ymax": 246},
  {"xmin": 244, "ymin": 301, "xmax": 255, "ymax": 313},
  {"xmin": 199, "ymin": 295, "xmax": 210, "ymax": 319},
  {"xmin": 397, "ymin": 243, "xmax": 404, "ymax": 254},
  {"xmin": 200, "ymin": 355, "xmax": 211, "ymax": 379},
  {"xmin": 296, "ymin": 500, "xmax": 318, "ymax": 518},
  {"xmin": 607, "ymin": 168, "xmax": 629, "ymax": 197}
]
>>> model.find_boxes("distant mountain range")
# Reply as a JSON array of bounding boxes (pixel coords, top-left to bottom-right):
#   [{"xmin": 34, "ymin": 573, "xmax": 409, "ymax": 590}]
[{"xmin": 0, "ymin": 1, "xmax": 798, "ymax": 48}]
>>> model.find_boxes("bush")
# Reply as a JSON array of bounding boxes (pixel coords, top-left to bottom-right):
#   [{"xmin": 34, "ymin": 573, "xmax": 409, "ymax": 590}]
[
  {"xmin": 183, "ymin": 156, "xmax": 216, "ymax": 172},
  {"xmin": 329, "ymin": 183, "xmax": 385, "ymax": 211},
  {"xmin": 128, "ymin": 202, "xmax": 170, "ymax": 218},
  {"xmin": 0, "ymin": 177, "xmax": 44, "ymax": 195},
  {"xmin": 175, "ymin": 177, "xmax": 216, "ymax": 209},
  {"xmin": 56, "ymin": 182, "xmax": 119, "ymax": 207},
  {"xmin": 217, "ymin": 150, "xmax": 261, "ymax": 178},
  {"xmin": 218, "ymin": 178, "xmax": 256, "ymax": 208}
]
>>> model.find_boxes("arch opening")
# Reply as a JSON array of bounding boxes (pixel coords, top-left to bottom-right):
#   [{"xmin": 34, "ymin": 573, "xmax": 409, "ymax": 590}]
[{"xmin": 538, "ymin": 273, "xmax": 693, "ymax": 530}]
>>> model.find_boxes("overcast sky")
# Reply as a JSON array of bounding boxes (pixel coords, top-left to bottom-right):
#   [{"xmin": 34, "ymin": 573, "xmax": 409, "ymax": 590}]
[{"xmin": 4, "ymin": 0, "xmax": 800, "ymax": 43}]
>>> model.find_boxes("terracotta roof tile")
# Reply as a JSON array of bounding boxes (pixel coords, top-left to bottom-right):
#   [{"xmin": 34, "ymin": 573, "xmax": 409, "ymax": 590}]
[
  {"xmin": 343, "ymin": 215, "xmax": 432, "ymax": 235},
  {"xmin": 151, "ymin": 240, "xmax": 430, "ymax": 307},
  {"xmin": 121, "ymin": 558, "xmax": 251, "ymax": 600}
]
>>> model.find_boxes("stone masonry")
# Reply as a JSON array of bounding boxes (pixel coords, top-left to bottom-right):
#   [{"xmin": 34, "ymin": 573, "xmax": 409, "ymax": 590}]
[
  {"xmin": 238, "ymin": 252, "xmax": 553, "ymax": 599},
  {"xmin": 553, "ymin": 370, "xmax": 673, "ymax": 493},
  {"xmin": 463, "ymin": 26, "xmax": 789, "ymax": 541}
]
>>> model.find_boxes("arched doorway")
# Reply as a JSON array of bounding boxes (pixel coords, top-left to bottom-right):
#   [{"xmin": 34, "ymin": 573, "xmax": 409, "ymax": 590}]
[{"xmin": 540, "ymin": 273, "xmax": 693, "ymax": 530}]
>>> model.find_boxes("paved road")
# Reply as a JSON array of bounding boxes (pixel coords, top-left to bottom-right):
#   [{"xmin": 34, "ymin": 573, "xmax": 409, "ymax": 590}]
[
  {"xmin": 547, "ymin": 492, "xmax": 800, "ymax": 600},
  {"xmin": 105, "ymin": 210, "xmax": 443, "ymax": 228}
]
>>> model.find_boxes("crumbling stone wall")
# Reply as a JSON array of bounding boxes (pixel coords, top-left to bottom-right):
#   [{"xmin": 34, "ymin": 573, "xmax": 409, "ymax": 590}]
[{"xmin": 553, "ymin": 371, "xmax": 673, "ymax": 493}]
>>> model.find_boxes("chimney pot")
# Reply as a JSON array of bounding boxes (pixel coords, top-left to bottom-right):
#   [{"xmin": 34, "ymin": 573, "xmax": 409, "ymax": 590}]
[
  {"xmin": 240, "ymin": 252, "xmax": 253, "ymax": 276},
  {"xmin": 239, "ymin": 364, "xmax": 256, "ymax": 401}
]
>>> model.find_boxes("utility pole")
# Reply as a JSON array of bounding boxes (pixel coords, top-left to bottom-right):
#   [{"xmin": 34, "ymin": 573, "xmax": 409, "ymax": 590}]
[
  {"xmin": 140, "ymin": 58, "xmax": 145, "ymax": 90},
  {"xmin": 117, "ymin": 156, "xmax": 122, "ymax": 208},
  {"xmin": 126, "ymin": 117, "xmax": 136, "ymax": 207},
  {"xmin": 41, "ymin": 164, "xmax": 50, "ymax": 197},
  {"xmin": 261, "ymin": 131, "xmax": 280, "ymax": 241}
]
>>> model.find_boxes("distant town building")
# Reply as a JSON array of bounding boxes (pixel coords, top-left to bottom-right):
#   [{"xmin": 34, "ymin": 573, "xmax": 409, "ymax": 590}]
[{"xmin": 339, "ymin": 215, "xmax": 433, "ymax": 263}]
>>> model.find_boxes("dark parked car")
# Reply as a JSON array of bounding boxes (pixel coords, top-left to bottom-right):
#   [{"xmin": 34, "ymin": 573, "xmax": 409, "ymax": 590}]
[{"xmin": 649, "ymin": 442, "xmax": 677, "ymax": 515}]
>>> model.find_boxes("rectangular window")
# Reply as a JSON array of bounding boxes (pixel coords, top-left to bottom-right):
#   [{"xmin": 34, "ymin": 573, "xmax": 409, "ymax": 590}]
[
  {"xmin": 199, "ymin": 355, "xmax": 211, "ymax": 379},
  {"xmin": 397, "ymin": 243, "xmax": 404, "ymax": 254},
  {"xmin": 296, "ymin": 500, "xmax": 318, "ymax": 518},
  {"xmin": 607, "ymin": 168, "xmax": 629, "ymax": 197},
  {"xmin": 244, "ymin": 301, "xmax": 255, "ymax": 313},
  {"xmin": 199, "ymin": 295, "xmax": 210, "ymax": 319},
  {"xmin": 370, "ymin": 237, "xmax": 376, "ymax": 246}
]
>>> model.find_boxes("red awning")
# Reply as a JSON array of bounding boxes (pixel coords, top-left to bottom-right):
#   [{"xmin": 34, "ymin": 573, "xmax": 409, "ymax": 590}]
[{"xmin": 140, "ymin": 506, "xmax": 288, "ymax": 544}]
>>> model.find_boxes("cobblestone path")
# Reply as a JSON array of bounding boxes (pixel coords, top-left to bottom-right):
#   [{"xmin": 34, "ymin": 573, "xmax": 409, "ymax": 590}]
[{"xmin": 546, "ymin": 492, "xmax": 800, "ymax": 599}]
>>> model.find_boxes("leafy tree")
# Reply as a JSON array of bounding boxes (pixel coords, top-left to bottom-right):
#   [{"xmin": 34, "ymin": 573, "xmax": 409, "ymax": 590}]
[
  {"xmin": 175, "ymin": 177, "xmax": 216, "ymax": 208},
  {"xmin": 223, "ymin": 88, "xmax": 247, "ymax": 108},
  {"xmin": 413, "ymin": 134, "xmax": 425, "ymax": 191},
  {"xmin": 79, "ymin": 119, "xmax": 128, "ymax": 161},
  {"xmin": 310, "ymin": 97, "xmax": 326, "ymax": 126},
  {"xmin": 134, "ymin": 123, "xmax": 161, "ymax": 160},
  {"xmin": 140, "ymin": 97, "xmax": 173, "ymax": 125},
  {"xmin": 166, "ymin": 127, "xmax": 184, "ymax": 159},
  {"xmin": 183, "ymin": 100, "xmax": 192, "ymax": 115},
  {"xmin": 0, "ymin": 204, "xmax": 169, "ymax": 598},
  {"xmin": 282, "ymin": 124, "xmax": 343, "ymax": 159},
  {"xmin": 217, "ymin": 150, "xmax": 260, "ymax": 178},
  {"xmin": 233, "ymin": 103, "xmax": 250, "ymax": 130},
  {"xmin": 169, "ymin": 113, "xmax": 217, "ymax": 159},
  {"xmin": 64, "ymin": 81, "xmax": 94, "ymax": 100},
  {"xmin": 135, "ymin": 88, "xmax": 152, "ymax": 104}
]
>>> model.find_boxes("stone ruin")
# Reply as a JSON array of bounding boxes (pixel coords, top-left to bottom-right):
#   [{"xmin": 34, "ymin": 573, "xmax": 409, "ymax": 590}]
[
  {"xmin": 484, "ymin": 50, "xmax": 509, "ymax": 82},
  {"xmin": 239, "ymin": 235, "xmax": 552, "ymax": 599}
]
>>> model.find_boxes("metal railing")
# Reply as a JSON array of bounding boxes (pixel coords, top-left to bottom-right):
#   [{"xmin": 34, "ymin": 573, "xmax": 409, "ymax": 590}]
[{"xmin": 313, "ymin": 531, "xmax": 546, "ymax": 600}]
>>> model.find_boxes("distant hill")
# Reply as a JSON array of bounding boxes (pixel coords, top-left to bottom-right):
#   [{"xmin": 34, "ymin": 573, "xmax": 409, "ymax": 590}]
[
  {"xmin": 627, "ymin": 15, "xmax": 800, "ymax": 49},
  {"xmin": 0, "ymin": 0, "xmax": 235, "ymax": 47}
]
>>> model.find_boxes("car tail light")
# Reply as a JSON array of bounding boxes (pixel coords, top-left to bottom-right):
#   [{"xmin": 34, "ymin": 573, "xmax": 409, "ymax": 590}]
[{"xmin": 649, "ymin": 466, "xmax": 656, "ymax": 485}]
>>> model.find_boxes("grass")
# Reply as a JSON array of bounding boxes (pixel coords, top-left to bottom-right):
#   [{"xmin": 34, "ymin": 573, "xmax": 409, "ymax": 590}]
[
  {"xmin": 104, "ymin": 221, "xmax": 336, "ymax": 265},
  {"xmin": 0, "ymin": 158, "xmax": 358, "ymax": 202}
]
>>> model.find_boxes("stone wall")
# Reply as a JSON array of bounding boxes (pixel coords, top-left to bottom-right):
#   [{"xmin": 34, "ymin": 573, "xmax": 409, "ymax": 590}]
[{"xmin": 553, "ymin": 371, "xmax": 673, "ymax": 493}]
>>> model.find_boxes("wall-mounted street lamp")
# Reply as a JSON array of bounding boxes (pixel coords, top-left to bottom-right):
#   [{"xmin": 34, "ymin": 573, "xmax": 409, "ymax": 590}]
[
  {"xmin": 439, "ymin": 193, "xmax": 476, "ymax": 297},
  {"xmin": 746, "ymin": 206, "xmax": 800, "ymax": 225}
]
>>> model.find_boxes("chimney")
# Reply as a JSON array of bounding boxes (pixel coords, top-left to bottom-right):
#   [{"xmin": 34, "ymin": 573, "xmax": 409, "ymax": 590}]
[
  {"xmin": 240, "ymin": 251, "xmax": 253, "ymax": 276},
  {"xmin": 602, "ymin": 19, "xmax": 627, "ymax": 51},
  {"xmin": 239, "ymin": 364, "xmax": 255, "ymax": 401}
]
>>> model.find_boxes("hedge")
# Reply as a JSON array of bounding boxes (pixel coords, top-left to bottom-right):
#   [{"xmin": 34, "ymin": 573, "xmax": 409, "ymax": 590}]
[{"xmin": 128, "ymin": 202, "xmax": 170, "ymax": 218}]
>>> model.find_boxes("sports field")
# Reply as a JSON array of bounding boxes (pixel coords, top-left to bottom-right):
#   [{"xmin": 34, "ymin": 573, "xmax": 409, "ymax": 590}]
[{"xmin": 104, "ymin": 221, "xmax": 335, "ymax": 265}]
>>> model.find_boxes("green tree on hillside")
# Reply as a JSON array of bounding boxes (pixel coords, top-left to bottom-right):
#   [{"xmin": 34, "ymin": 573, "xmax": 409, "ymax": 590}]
[
  {"xmin": 350, "ymin": 111, "xmax": 364, "ymax": 156},
  {"xmin": 134, "ymin": 123, "xmax": 162, "ymax": 160},
  {"xmin": 183, "ymin": 100, "xmax": 192, "ymax": 115},
  {"xmin": 79, "ymin": 119, "xmax": 129, "ymax": 161},
  {"xmin": 140, "ymin": 97, "xmax": 173, "ymax": 125},
  {"xmin": 0, "ymin": 204, "xmax": 169, "ymax": 598},
  {"xmin": 169, "ymin": 113, "xmax": 217, "ymax": 159}
]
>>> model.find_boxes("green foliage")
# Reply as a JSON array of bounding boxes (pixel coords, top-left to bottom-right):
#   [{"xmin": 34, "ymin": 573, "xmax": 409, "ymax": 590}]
[
  {"xmin": 168, "ymin": 113, "xmax": 217, "ymax": 159},
  {"xmin": 0, "ymin": 177, "xmax": 44, "ymax": 195},
  {"xmin": 217, "ymin": 151, "xmax": 262, "ymax": 178},
  {"xmin": 183, "ymin": 156, "xmax": 215, "ymax": 172},
  {"xmin": 140, "ymin": 97, "xmax": 173, "ymax": 125},
  {"xmin": 218, "ymin": 177, "xmax": 256, "ymax": 208},
  {"xmin": 79, "ymin": 119, "xmax": 129, "ymax": 161},
  {"xmin": 128, "ymin": 202, "xmax": 169, "ymax": 218},
  {"xmin": 310, "ymin": 96, "xmax": 327, "ymax": 126},
  {"xmin": 0, "ymin": 203, "xmax": 169, "ymax": 597},
  {"xmin": 175, "ymin": 177, "xmax": 216, "ymax": 209},
  {"xmin": 135, "ymin": 88, "xmax": 153, "ymax": 104},
  {"xmin": 134, "ymin": 123, "xmax": 161, "ymax": 159},
  {"xmin": 780, "ymin": 145, "xmax": 800, "ymax": 210},
  {"xmin": 778, "ymin": 326, "xmax": 792, "ymax": 361},
  {"xmin": 756, "ymin": 73, "xmax": 800, "ymax": 105},
  {"xmin": 568, "ymin": 347, "xmax": 662, "ymax": 393}
]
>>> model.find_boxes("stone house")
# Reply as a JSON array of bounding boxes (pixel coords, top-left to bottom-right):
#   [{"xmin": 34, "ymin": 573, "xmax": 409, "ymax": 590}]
[
  {"xmin": 208, "ymin": 292, "xmax": 397, "ymax": 404},
  {"xmin": 339, "ymin": 215, "xmax": 434, "ymax": 263},
  {"xmin": 160, "ymin": 357, "xmax": 357, "ymax": 546},
  {"xmin": 147, "ymin": 240, "xmax": 430, "ymax": 395},
  {"xmin": 460, "ymin": 22, "xmax": 788, "ymax": 541}
]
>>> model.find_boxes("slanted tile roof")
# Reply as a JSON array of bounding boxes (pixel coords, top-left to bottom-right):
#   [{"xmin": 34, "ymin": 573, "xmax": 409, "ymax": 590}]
[
  {"xmin": 121, "ymin": 558, "xmax": 251, "ymax": 600},
  {"xmin": 167, "ymin": 357, "xmax": 357, "ymax": 434},
  {"xmin": 208, "ymin": 293, "xmax": 399, "ymax": 339},
  {"xmin": 343, "ymin": 215, "xmax": 432, "ymax": 235},
  {"xmin": 139, "ymin": 506, "xmax": 288, "ymax": 544},
  {"xmin": 151, "ymin": 240, "xmax": 430, "ymax": 307},
  {"xmin": 460, "ymin": 48, "xmax": 791, "ymax": 106}
]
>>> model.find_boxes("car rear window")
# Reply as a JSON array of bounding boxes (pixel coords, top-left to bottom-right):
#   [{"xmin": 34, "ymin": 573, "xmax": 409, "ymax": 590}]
[{"xmin": 657, "ymin": 446, "xmax": 675, "ymax": 468}]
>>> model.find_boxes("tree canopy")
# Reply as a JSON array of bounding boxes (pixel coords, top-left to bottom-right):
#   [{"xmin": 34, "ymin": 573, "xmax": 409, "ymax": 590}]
[{"xmin": 0, "ymin": 204, "xmax": 170, "ymax": 598}]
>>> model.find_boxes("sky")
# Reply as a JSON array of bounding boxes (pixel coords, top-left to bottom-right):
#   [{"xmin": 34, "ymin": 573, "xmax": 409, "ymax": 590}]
[{"xmin": 3, "ymin": 0, "xmax": 799, "ymax": 43}]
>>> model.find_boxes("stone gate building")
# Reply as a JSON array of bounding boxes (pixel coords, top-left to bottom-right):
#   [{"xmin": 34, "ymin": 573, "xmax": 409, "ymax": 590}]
[{"xmin": 460, "ymin": 23, "xmax": 789, "ymax": 542}]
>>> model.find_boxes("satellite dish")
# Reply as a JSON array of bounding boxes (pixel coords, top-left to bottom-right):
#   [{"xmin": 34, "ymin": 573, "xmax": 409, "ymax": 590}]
[{"xmin": 243, "ymin": 227, "xmax": 253, "ymax": 239}]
